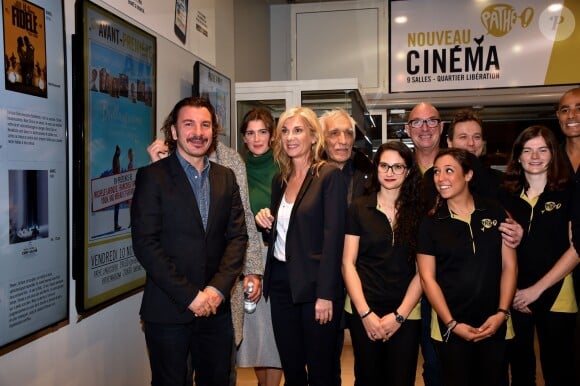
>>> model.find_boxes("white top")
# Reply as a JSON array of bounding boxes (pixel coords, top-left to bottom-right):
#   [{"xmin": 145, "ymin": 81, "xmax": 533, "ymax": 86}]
[{"xmin": 273, "ymin": 194, "xmax": 293, "ymax": 262}]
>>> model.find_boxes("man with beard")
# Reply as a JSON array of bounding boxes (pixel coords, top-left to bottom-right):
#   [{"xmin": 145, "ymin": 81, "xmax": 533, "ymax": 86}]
[
  {"xmin": 319, "ymin": 109, "xmax": 373, "ymax": 385},
  {"xmin": 131, "ymin": 97, "xmax": 248, "ymax": 385},
  {"xmin": 146, "ymin": 109, "xmax": 264, "ymax": 386}
]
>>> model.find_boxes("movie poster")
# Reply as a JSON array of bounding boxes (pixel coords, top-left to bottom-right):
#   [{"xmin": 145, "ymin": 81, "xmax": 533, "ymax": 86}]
[
  {"xmin": 74, "ymin": 1, "xmax": 156, "ymax": 311},
  {"xmin": 0, "ymin": 0, "xmax": 67, "ymax": 348},
  {"xmin": 2, "ymin": 0, "xmax": 47, "ymax": 98}
]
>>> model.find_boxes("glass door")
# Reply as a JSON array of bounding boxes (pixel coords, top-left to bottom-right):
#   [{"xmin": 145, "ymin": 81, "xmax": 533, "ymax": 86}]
[{"xmin": 234, "ymin": 91, "xmax": 293, "ymax": 153}]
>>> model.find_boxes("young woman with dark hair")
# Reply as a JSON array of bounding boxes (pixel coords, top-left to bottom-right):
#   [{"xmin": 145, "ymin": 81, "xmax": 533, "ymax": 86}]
[
  {"xmin": 417, "ymin": 148, "xmax": 517, "ymax": 386},
  {"xmin": 342, "ymin": 141, "xmax": 424, "ymax": 386}
]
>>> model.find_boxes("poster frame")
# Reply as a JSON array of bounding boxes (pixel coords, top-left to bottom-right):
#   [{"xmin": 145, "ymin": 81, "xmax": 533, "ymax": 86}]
[
  {"xmin": 72, "ymin": 0, "xmax": 156, "ymax": 314},
  {"xmin": 193, "ymin": 60, "xmax": 231, "ymax": 141},
  {"xmin": 0, "ymin": 0, "xmax": 69, "ymax": 351}
]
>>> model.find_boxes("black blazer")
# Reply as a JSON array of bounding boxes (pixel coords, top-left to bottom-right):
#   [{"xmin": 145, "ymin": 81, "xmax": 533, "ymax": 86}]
[
  {"xmin": 263, "ymin": 163, "xmax": 346, "ymax": 303},
  {"xmin": 131, "ymin": 152, "xmax": 247, "ymax": 323}
]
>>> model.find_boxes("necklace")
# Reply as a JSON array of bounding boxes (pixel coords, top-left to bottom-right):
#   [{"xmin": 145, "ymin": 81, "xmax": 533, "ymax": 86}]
[
  {"xmin": 377, "ymin": 199, "xmax": 396, "ymax": 224},
  {"xmin": 377, "ymin": 198, "xmax": 396, "ymax": 246}
]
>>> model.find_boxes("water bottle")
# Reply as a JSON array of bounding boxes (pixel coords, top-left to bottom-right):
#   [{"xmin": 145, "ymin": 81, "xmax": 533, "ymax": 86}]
[{"xmin": 244, "ymin": 281, "xmax": 256, "ymax": 314}]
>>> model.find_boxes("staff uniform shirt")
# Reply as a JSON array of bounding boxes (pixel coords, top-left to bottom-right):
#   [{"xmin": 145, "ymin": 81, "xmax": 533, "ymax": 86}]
[
  {"xmin": 417, "ymin": 195, "xmax": 506, "ymax": 339},
  {"xmin": 346, "ymin": 193, "xmax": 416, "ymax": 316},
  {"xmin": 562, "ymin": 144, "xmax": 580, "ymax": 259},
  {"xmin": 499, "ymin": 187, "xmax": 575, "ymax": 312}
]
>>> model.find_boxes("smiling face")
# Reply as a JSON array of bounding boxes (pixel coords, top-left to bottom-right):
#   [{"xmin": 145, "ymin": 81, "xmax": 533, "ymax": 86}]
[
  {"xmin": 171, "ymin": 106, "xmax": 213, "ymax": 165},
  {"xmin": 519, "ymin": 135, "xmax": 551, "ymax": 177},
  {"xmin": 323, "ymin": 114, "xmax": 355, "ymax": 167},
  {"xmin": 405, "ymin": 103, "xmax": 443, "ymax": 152},
  {"xmin": 557, "ymin": 89, "xmax": 580, "ymax": 140},
  {"xmin": 377, "ymin": 150, "xmax": 408, "ymax": 192},
  {"xmin": 281, "ymin": 115, "xmax": 315, "ymax": 160},
  {"xmin": 447, "ymin": 120, "xmax": 484, "ymax": 157},
  {"xmin": 433, "ymin": 154, "xmax": 473, "ymax": 200},
  {"xmin": 243, "ymin": 119, "xmax": 271, "ymax": 156}
]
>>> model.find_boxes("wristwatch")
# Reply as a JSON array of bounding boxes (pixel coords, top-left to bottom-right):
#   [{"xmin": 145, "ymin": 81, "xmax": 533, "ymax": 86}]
[{"xmin": 394, "ymin": 310, "xmax": 406, "ymax": 324}]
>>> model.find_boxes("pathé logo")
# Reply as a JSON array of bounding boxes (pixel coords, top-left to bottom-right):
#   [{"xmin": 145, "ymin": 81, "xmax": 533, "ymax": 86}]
[{"xmin": 481, "ymin": 3, "xmax": 534, "ymax": 37}]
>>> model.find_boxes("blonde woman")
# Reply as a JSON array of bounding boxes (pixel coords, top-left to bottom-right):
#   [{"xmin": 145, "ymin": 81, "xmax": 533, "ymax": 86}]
[{"xmin": 255, "ymin": 106, "xmax": 346, "ymax": 385}]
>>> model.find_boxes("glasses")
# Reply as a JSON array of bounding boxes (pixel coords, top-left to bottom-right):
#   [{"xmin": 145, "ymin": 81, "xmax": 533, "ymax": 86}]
[
  {"xmin": 407, "ymin": 118, "xmax": 441, "ymax": 128},
  {"xmin": 378, "ymin": 163, "xmax": 407, "ymax": 174},
  {"xmin": 244, "ymin": 129, "xmax": 270, "ymax": 138},
  {"xmin": 557, "ymin": 106, "xmax": 580, "ymax": 116}
]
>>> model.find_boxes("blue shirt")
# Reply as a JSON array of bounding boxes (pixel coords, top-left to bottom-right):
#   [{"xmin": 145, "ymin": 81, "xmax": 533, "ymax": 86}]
[{"xmin": 176, "ymin": 151, "xmax": 211, "ymax": 230}]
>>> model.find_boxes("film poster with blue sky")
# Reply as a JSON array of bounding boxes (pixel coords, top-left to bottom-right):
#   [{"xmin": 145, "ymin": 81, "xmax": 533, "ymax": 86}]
[{"xmin": 82, "ymin": 3, "xmax": 155, "ymax": 309}]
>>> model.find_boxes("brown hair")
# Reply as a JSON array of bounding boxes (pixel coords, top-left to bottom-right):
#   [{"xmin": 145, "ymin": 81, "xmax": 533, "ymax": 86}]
[
  {"xmin": 161, "ymin": 97, "xmax": 219, "ymax": 154},
  {"xmin": 239, "ymin": 107, "xmax": 275, "ymax": 137},
  {"xmin": 503, "ymin": 125, "xmax": 570, "ymax": 194},
  {"xmin": 428, "ymin": 148, "xmax": 475, "ymax": 216},
  {"xmin": 448, "ymin": 108, "xmax": 483, "ymax": 140}
]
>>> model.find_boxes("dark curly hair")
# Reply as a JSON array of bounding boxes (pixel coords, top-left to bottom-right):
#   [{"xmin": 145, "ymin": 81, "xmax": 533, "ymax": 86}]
[
  {"xmin": 371, "ymin": 141, "xmax": 425, "ymax": 258},
  {"xmin": 503, "ymin": 125, "xmax": 570, "ymax": 194},
  {"xmin": 160, "ymin": 97, "xmax": 220, "ymax": 155},
  {"xmin": 428, "ymin": 148, "xmax": 475, "ymax": 216}
]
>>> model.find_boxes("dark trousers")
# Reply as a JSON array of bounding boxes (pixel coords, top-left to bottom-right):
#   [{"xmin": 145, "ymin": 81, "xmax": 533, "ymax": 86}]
[
  {"xmin": 575, "ymin": 312, "xmax": 580, "ymax": 386},
  {"xmin": 509, "ymin": 309, "xmax": 576, "ymax": 386},
  {"xmin": 435, "ymin": 335, "xmax": 507, "ymax": 386},
  {"xmin": 269, "ymin": 259, "xmax": 342, "ymax": 386},
  {"xmin": 344, "ymin": 312, "xmax": 362, "ymax": 386},
  {"xmin": 350, "ymin": 312, "xmax": 420, "ymax": 386},
  {"xmin": 574, "ymin": 268, "xmax": 580, "ymax": 386},
  {"xmin": 333, "ymin": 317, "xmax": 345, "ymax": 386},
  {"xmin": 144, "ymin": 311, "xmax": 233, "ymax": 386},
  {"xmin": 420, "ymin": 297, "xmax": 442, "ymax": 386}
]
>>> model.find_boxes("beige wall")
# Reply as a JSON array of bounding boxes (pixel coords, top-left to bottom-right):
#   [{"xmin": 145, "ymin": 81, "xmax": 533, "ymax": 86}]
[{"xmin": 234, "ymin": 0, "xmax": 271, "ymax": 82}]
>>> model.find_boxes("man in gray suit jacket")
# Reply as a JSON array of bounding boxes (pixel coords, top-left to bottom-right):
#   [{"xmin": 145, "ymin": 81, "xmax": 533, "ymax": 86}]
[{"xmin": 131, "ymin": 97, "xmax": 248, "ymax": 386}]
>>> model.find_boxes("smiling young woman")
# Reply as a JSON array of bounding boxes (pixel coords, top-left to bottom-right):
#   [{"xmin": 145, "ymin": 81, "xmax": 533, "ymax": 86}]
[
  {"xmin": 500, "ymin": 126, "xmax": 577, "ymax": 386},
  {"xmin": 417, "ymin": 148, "xmax": 517, "ymax": 386}
]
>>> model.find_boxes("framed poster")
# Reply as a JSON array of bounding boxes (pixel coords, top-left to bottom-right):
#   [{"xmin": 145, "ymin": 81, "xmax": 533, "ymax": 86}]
[
  {"xmin": 0, "ymin": 0, "xmax": 68, "ymax": 349},
  {"xmin": 73, "ymin": 0, "xmax": 156, "ymax": 313},
  {"xmin": 193, "ymin": 61, "xmax": 231, "ymax": 141}
]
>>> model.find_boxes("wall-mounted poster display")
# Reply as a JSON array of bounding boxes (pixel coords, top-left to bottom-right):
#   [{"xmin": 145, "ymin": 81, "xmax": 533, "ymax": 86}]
[
  {"xmin": 390, "ymin": 0, "xmax": 580, "ymax": 92},
  {"xmin": 99, "ymin": 0, "xmax": 216, "ymax": 65},
  {"xmin": 73, "ymin": 0, "xmax": 156, "ymax": 313},
  {"xmin": 193, "ymin": 61, "xmax": 231, "ymax": 142},
  {"xmin": 0, "ymin": 0, "xmax": 68, "ymax": 348}
]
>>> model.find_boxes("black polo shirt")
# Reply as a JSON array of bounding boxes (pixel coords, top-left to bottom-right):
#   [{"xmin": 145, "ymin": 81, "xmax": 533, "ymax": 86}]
[
  {"xmin": 346, "ymin": 193, "xmax": 415, "ymax": 315},
  {"xmin": 562, "ymin": 144, "xmax": 580, "ymax": 302},
  {"xmin": 417, "ymin": 195, "xmax": 506, "ymax": 329},
  {"xmin": 499, "ymin": 187, "xmax": 574, "ymax": 312}
]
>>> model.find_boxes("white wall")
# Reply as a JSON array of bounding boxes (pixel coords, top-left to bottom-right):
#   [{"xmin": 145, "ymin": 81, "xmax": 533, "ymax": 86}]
[
  {"xmin": 270, "ymin": 0, "xmax": 386, "ymax": 92},
  {"xmin": 0, "ymin": 1, "xmax": 235, "ymax": 385}
]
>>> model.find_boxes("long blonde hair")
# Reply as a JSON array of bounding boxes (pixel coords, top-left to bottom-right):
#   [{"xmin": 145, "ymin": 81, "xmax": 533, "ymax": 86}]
[{"xmin": 273, "ymin": 106, "xmax": 326, "ymax": 184}]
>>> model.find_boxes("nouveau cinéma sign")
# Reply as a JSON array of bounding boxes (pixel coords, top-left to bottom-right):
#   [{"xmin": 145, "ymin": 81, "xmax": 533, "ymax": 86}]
[{"xmin": 390, "ymin": 0, "xmax": 579, "ymax": 92}]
